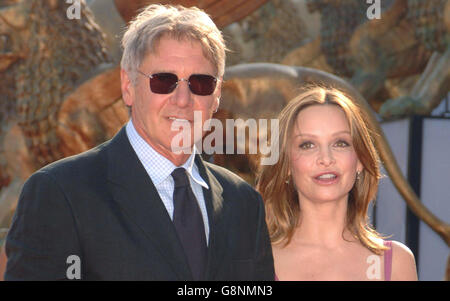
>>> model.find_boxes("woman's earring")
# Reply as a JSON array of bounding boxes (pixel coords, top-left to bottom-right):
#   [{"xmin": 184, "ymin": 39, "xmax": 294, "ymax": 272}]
[
  {"xmin": 356, "ymin": 171, "xmax": 361, "ymax": 181},
  {"xmin": 285, "ymin": 173, "xmax": 291, "ymax": 184}
]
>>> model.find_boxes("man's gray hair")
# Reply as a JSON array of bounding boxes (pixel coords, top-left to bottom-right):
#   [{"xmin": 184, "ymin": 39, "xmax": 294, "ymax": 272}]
[{"xmin": 121, "ymin": 4, "xmax": 226, "ymax": 84}]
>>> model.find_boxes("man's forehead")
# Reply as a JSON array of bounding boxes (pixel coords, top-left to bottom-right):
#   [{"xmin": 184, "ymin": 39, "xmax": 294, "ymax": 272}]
[
  {"xmin": 151, "ymin": 35, "xmax": 203, "ymax": 53},
  {"xmin": 143, "ymin": 36, "xmax": 217, "ymax": 71}
]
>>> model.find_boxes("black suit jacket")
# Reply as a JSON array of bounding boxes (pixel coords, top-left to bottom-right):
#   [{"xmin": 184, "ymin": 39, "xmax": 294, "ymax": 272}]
[{"xmin": 5, "ymin": 126, "xmax": 274, "ymax": 280}]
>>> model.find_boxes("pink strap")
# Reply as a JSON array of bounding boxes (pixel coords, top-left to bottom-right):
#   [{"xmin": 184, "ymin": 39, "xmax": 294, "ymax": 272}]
[{"xmin": 383, "ymin": 240, "xmax": 393, "ymax": 281}]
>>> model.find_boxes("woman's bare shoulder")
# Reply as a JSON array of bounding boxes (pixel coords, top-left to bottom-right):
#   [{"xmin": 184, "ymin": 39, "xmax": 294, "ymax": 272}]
[{"xmin": 389, "ymin": 240, "xmax": 418, "ymax": 281}]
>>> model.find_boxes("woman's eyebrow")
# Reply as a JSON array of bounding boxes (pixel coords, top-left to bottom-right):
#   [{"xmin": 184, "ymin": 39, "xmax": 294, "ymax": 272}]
[
  {"xmin": 294, "ymin": 131, "xmax": 351, "ymax": 138},
  {"xmin": 332, "ymin": 131, "xmax": 351, "ymax": 136}
]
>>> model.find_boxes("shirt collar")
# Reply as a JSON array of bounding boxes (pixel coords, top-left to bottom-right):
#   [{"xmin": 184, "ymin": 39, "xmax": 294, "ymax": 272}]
[{"xmin": 126, "ymin": 120, "xmax": 209, "ymax": 189}]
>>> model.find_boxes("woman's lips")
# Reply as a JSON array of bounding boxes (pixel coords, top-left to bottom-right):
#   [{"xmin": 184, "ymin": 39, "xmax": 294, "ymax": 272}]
[{"xmin": 313, "ymin": 172, "xmax": 339, "ymax": 185}]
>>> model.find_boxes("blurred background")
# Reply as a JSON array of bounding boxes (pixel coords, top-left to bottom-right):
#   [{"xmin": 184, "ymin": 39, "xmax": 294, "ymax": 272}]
[{"xmin": 0, "ymin": 0, "xmax": 449, "ymax": 280}]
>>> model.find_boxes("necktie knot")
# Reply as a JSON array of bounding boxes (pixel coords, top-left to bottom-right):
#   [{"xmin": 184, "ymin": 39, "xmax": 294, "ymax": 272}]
[{"xmin": 171, "ymin": 168, "xmax": 190, "ymax": 187}]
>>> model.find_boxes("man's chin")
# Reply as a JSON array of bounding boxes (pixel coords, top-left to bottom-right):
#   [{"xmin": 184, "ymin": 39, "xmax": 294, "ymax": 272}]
[{"xmin": 168, "ymin": 141, "xmax": 195, "ymax": 156}]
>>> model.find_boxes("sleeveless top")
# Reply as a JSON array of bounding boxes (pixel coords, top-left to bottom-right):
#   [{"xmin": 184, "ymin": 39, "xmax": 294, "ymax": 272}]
[{"xmin": 274, "ymin": 240, "xmax": 393, "ymax": 281}]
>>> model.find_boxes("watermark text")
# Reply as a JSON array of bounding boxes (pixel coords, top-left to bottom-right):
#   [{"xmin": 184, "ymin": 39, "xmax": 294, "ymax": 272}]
[
  {"xmin": 366, "ymin": 0, "xmax": 381, "ymax": 20},
  {"xmin": 66, "ymin": 0, "xmax": 81, "ymax": 20},
  {"xmin": 170, "ymin": 112, "xmax": 279, "ymax": 165}
]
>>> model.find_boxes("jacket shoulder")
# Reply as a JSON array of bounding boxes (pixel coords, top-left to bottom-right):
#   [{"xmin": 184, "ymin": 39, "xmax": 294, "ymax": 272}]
[
  {"xmin": 38, "ymin": 140, "xmax": 110, "ymax": 181},
  {"xmin": 203, "ymin": 161, "xmax": 250, "ymax": 186},
  {"xmin": 202, "ymin": 161, "xmax": 260, "ymax": 199}
]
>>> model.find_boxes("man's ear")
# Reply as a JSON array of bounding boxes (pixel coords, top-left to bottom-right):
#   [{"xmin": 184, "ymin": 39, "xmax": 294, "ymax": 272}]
[
  {"xmin": 121, "ymin": 69, "xmax": 135, "ymax": 107},
  {"xmin": 213, "ymin": 97, "xmax": 220, "ymax": 113},
  {"xmin": 212, "ymin": 78, "xmax": 222, "ymax": 112}
]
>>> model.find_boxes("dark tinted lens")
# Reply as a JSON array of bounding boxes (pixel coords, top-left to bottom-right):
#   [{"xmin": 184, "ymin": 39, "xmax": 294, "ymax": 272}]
[
  {"xmin": 150, "ymin": 73, "xmax": 178, "ymax": 94},
  {"xmin": 189, "ymin": 74, "xmax": 217, "ymax": 96}
]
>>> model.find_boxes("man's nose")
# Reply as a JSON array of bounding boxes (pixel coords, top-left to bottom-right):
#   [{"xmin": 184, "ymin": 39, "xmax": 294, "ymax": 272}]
[{"xmin": 171, "ymin": 79, "xmax": 192, "ymax": 107}]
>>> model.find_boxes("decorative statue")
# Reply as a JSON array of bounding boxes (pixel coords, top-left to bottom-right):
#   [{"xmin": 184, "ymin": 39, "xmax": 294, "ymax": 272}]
[
  {"xmin": 282, "ymin": 0, "xmax": 449, "ymax": 119},
  {"xmin": 0, "ymin": 0, "xmax": 125, "ymax": 232}
]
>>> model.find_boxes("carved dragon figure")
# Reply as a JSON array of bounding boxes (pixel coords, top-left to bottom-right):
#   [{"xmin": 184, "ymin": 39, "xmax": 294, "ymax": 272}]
[
  {"xmin": 282, "ymin": 0, "xmax": 449, "ymax": 119},
  {"xmin": 0, "ymin": 0, "xmax": 126, "ymax": 231}
]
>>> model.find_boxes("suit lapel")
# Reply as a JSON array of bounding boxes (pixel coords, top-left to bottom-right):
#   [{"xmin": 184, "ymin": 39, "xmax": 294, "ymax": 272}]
[
  {"xmin": 195, "ymin": 156, "xmax": 230, "ymax": 280},
  {"xmin": 106, "ymin": 127, "xmax": 192, "ymax": 280}
]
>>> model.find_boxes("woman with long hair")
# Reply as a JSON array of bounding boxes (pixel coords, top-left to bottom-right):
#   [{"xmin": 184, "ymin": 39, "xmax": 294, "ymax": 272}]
[{"xmin": 257, "ymin": 86, "xmax": 417, "ymax": 280}]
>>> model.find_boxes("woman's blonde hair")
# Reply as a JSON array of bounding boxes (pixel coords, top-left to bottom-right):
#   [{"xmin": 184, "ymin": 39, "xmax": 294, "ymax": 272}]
[{"xmin": 256, "ymin": 85, "xmax": 387, "ymax": 254}]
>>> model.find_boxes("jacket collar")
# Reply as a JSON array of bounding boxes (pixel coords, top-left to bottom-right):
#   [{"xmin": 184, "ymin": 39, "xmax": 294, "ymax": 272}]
[{"xmin": 106, "ymin": 126, "xmax": 228, "ymax": 280}]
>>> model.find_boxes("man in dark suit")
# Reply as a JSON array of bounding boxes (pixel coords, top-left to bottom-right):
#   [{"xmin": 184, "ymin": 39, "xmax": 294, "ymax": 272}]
[{"xmin": 4, "ymin": 4, "xmax": 274, "ymax": 280}]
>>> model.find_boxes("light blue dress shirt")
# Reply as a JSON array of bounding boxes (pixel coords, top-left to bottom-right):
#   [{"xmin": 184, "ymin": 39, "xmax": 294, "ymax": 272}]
[{"xmin": 125, "ymin": 120, "xmax": 210, "ymax": 243}]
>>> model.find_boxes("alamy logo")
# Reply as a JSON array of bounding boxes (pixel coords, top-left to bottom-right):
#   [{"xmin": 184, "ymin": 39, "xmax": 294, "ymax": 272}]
[
  {"xmin": 66, "ymin": 0, "xmax": 81, "ymax": 20},
  {"xmin": 366, "ymin": 255, "xmax": 381, "ymax": 280},
  {"xmin": 366, "ymin": 0, "xmax": 381, "ymax": 20},
  {"xmin": 170, "ymin": 111, "xmax": 279, "ymax": 165},
  {"xmin": 66, "ymin": 255, "xmax": 81, "ymax": 280}
]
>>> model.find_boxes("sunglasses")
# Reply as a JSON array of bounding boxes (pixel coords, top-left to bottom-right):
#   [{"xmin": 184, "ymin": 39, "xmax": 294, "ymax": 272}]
[{"xmin": 138, "ymin": 70, "xmax": 219, "ymax": 96}]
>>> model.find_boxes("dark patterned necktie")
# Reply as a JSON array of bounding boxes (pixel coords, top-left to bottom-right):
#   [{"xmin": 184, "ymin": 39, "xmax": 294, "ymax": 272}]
[{"xmin": 171, "ymin": 168, "xmax": 207, "ymax": 280}]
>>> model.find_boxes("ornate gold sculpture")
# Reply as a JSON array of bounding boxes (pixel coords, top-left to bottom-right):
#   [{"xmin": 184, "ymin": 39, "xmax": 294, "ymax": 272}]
[
  {"xmin": 0, "ymin": 0, "xmax": 126, "ymax": 231},
  {"xmin": 281, "ymin": 0, "xmax": 450, "ymax": 119}
]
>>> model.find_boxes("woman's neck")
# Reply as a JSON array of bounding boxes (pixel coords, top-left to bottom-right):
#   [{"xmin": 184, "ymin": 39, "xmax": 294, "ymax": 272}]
[{"xmin": 292, "ymin": 198, "xmax": 356, "ymax": 249}]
